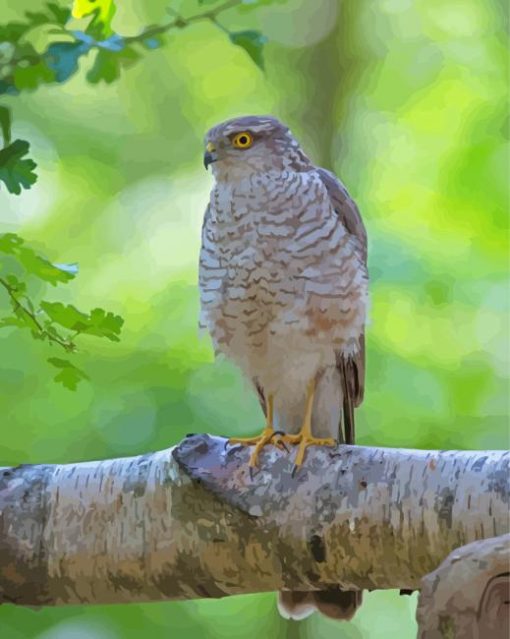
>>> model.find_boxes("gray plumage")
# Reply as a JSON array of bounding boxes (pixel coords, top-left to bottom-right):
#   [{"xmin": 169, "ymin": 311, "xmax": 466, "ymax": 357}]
[{"xmin": 199, "ymin": 115, "xmax": 368, "ymax": 621}]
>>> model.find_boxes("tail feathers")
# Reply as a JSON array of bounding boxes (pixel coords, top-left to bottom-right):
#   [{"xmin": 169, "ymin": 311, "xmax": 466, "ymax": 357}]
[
  {"xmin": 313, "ymin": 589, "xmax": 362, "ymax": 620},
  {"xmin": 338, "ymin": 357, "xmax": 356, "ymax": 445},
  {"xmin": 277, "ymin": 591, "xmax": 316, "ymax": 621},
  {"xmin": 278, "ymin": 589, "xmax": 362, "ymax": 622}
]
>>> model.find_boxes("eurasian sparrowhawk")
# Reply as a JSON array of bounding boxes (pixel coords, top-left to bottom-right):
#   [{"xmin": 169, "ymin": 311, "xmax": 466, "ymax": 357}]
[{"xmin": 199, "ymin": 115, "xmax": 368, "ymax": 621}]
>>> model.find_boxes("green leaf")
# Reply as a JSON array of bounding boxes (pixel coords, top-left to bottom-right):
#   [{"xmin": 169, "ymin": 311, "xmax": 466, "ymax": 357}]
[
  {"xmin": 0, "ymin": 22, "xmax": 28, "ymax": 43},
  {"xmin": 25, "ymin": 11, "xmax": 53, "ymax": 27},
  {"xmin": 0, "ymin": 139, "xmax": 37, "ymax": 195},
  {"xmin": 0, "ymin": 4, "xmax": 71, "ymax": 44},
  {"xmin": 4, "ymin": 274, "xmax": 26, "ymax": 294},
  {"xmin": 0, "ymin": 233, "xmax": 23, "ymax": 253},
  {"xmin": 229, "ymin": 30, "xmax": 267, "ymax": 70},
  {"xmin": 84, "ymin": 307, "xmax": 124, "ymax": 341},
  {"xmin": 40, "ymin": 301, "xmax": 90, "ymax": 332},
  {"xmin": 40, "ymin": 301, "xmax": 123, "ymax": 341},
  {"xmin": 0, "ymin": 106, "xmax": 11, "ymax": 147},
  {"xmin": 87, "ymin": 48, "xmax": 120, "ymax": 83},
  {"xmin": 0, "ymin": 233, "xmax": 76, "ymax": 285},
  {"xmin": 13, "ymin": 60, "xmax": 55, "ymax": 92},
  {"xmin": 87, "ymin": 44, "xmax": 140, "ymax": 84},
  {"xmin": 2, "ymin": 297, "xmax": 40, "ymax": 333},
  {"xmin": 47, "ymin": 357, "xmax": 89, "ymax": 390},
  {"xmin": 46, "ymin": 3, "xmax": 72, "ymax": 25},
  {"xmin": 22, "ymin": 255, "xmax": 74, "ymax": 284},
  {"xmin": 53, "ymin": 262, "xmax": 79, "ymax": 276}
]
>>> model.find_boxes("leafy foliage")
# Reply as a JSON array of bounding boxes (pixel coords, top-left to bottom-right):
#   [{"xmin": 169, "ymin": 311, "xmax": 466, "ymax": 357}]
[
  {"xmin": 0, "ymin": 0, "xmax": 269, "ymax": 193},
  {"xmin": 0, "ymin": 233, "xmax": 74, "ymax": 285},
  {"xmin": 0, "ymin": 107, "xmax": 38, "ymax": 194},
  {"xmin": 0, "ymin": 233, "xmax": 124, "ymax": 389},
  {"xmin": 0, "ymin": 140, "xmax": 37, "ymax": 195},
  {"xmin": 40, "ymin": 302, "xmax": 123, "ymax": 341},
  {"xmin": 0, "ymin": 0, "xmax": 269, "ymax": 388},
  {"xmin": 47, "ymin": 357, "xmax": 89, "ymax": 391},
  {"xmin": 87, "ymin": 46, "xmax": 140, "ymax": 84}
]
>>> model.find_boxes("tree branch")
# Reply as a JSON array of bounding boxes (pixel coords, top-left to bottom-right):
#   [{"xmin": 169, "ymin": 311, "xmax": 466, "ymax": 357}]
[
  {"xmin": 0, "ymin": 435, "xmax": 508, "ymax": 607},
  {"xmin": 125, "ymin": 0, "xmax": 243, "ymax": 44},
  {"xmin": 0, "ymin": 277, "xmax": 77, "ymax": 353},
  {"xmin": 417, "ymin": 535, "xmax": 510, "ymax": 639}
]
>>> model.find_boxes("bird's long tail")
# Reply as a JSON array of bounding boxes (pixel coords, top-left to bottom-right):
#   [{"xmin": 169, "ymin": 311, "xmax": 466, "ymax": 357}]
[{"xmin": 277, "ymin": 356, "xmax": 363, "ymax": 622}]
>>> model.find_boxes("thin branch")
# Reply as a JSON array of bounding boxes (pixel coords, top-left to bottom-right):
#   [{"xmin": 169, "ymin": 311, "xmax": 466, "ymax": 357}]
[
  {"xmin": 0, "ymin": 277, "xmax": 76, "ymax": 352},
  {"xmin": 127, "ymin": 0, "xmax": 243, "ymax": 42},
  {"xmin": 1, "ymin": 0, "xmax": 244, "ymax": 75}
]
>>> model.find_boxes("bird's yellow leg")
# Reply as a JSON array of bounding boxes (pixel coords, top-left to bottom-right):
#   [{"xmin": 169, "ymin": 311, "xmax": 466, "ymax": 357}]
[
  {"xmin": 228, "ymin": 394, "xmax": 278, "ymax": 468},
  {"xmin": 283, "ymin": 378, "xmax": 336, "ymax": 469}
]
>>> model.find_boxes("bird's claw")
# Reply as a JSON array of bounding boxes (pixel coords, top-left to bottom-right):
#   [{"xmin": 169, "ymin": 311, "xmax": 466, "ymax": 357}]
[{"xmin": 270, "ymin": 431, "xmax": 289, "ymax": 452}]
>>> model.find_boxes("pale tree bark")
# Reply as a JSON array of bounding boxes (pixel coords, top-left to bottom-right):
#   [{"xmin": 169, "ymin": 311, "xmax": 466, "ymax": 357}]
[
  {"xmin": 417, "ymin": 535, "xmax": 510, "ymax": 639},
  {"xmin": 0, "ymin": 435, "xmax": 508, "ymax": 622}
]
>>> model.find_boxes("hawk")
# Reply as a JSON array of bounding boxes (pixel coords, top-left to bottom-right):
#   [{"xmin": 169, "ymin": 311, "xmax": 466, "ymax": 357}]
[{"xmin": 199, "ymin": 115, "xmax": 368, "ymax": 621}]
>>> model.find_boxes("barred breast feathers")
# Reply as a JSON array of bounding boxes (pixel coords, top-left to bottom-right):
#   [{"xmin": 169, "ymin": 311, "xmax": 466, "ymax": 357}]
[{"xmin": 199, "ymin": 167, "xmax": 367, "ymax": 364}]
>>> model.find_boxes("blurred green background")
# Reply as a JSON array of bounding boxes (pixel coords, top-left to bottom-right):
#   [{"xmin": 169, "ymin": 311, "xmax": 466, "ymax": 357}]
[{"xmin": 0, "ymin": 0, "xmax": 508, "ymax": 637}]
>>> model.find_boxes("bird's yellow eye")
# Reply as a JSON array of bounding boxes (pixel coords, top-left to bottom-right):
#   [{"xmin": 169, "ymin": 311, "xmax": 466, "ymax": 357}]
[{"xmin": 232, "ymin": 132, "xmax": 253, "ymax": 149}]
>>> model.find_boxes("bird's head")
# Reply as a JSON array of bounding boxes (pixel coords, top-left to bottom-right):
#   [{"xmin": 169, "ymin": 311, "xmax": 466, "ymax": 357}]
[{"xmin": 203, "ymin": 115, "xmax": 311, "ymax": 180}]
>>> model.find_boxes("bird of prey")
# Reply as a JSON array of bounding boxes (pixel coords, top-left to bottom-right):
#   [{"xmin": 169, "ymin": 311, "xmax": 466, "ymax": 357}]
[{"xmin": 199, "ymin": 115, "xmax": 368, "ymax": 621}]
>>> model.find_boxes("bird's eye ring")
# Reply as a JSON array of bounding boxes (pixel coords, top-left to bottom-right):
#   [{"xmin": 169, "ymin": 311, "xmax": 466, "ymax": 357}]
[{"xmin": 232, "ymin": 132, "xmax": 253, "ymax": 149}]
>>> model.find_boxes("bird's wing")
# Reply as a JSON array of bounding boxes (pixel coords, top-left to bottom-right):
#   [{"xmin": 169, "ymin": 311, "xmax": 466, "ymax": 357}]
[
  {"xmin": 317, "ymin": 168, "xmax": 367, "ymax": 264},
  {"xmin": 317, "ymin": 168, "xmax": 367, "ymax": 444}
]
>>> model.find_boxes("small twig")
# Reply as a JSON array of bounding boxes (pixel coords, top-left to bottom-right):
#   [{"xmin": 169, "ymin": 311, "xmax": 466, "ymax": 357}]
[
  {"xmin": 208, "ymin": 16, "xmax": 231, "ymax": 36},
  {"xmin": 0, "ymin": 277, "xmax": 76, "ymax": 352},
  {"xmin": 125, "ymin": 0, "xmax": 242, "ymax": 43}
]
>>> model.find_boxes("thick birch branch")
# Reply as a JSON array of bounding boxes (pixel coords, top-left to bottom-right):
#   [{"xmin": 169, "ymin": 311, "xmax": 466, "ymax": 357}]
[{"xmin": 0, "ymin": 434, "xmax": 508, "ymax": 608}]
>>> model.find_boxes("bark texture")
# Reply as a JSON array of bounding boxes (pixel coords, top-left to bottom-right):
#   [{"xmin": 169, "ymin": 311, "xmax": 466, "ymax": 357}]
[
  {"xmin": 0, "ymin": 434, "xmax": 508, "ymax": 608},
  {"xmin": 417, "ymin": 535, "xmax": 510, "ymax": 639}
]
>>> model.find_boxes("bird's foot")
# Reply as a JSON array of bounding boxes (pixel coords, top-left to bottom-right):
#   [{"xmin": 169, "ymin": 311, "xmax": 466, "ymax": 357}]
[
  {"xmin": 228, "ymin": 426, "xmax": 284, "ymax": 471},
  {"xmin": 270, "ymin": 430, "xmax": 336, "ymax": 473},
  {"xmin": 290, "ymin": 433, "xmax": 336, "ymax": 475}
]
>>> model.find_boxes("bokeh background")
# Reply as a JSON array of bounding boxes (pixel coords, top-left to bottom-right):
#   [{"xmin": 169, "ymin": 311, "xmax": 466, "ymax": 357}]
[{"xmin": 1, "ymin": 0, "xmax": 508, "ymax": 637}]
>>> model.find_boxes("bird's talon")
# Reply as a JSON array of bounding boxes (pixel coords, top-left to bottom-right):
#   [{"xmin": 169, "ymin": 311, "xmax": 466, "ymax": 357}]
[
  {"xmin": 225, "ymin": 444, "xmax": 241, "ymax": 457},
  {"xmin": 269, "ymin": 431, "xmax": 289, "ymax": 452}
]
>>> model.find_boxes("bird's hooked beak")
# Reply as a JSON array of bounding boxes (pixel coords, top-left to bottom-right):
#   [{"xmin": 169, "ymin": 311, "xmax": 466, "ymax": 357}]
[{"xmin": 204, "ymin": 142, "xmax": 217, "ymax": 170}]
